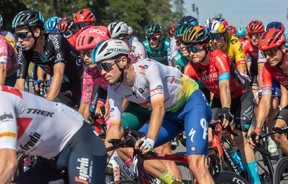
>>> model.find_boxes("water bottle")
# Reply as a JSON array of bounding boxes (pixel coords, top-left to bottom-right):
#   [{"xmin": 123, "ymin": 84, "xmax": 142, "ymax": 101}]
[{"xmin": 230, "ymin": 149, "xmax": 245, "ymax": 173}]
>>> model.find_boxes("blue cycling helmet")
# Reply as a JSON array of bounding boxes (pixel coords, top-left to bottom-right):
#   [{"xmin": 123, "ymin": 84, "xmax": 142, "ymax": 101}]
[
  {"xmin": 285, "ymin": 33, "xmax": 288, "ymax": 48},
  {"xmin": 45, "ymin": 16, "xmax": 62, "ymax": 33},
  {"xmin": 12, "ymin": 10, "xmax": 45, "ymax": 29},
  {"xmin": 0, "ymin": 15, "xmax": 3, "ymax": 28},
  {"xmin": 266, "ymin": 21, "xmax": 285, "ymax": 32},
  {"xmin": 236, "ymin": 27, "xmax": 246, "ymax": 37}
]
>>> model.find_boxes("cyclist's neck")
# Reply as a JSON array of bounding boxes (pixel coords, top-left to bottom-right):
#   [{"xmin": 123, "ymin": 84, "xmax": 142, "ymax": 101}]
[{"xmin": 33, "ymin": 34, "xmax": 46, "ymax": 57}]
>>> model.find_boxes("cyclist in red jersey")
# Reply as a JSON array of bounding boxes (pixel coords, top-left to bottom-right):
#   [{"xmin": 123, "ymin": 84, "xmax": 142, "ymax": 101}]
[
  {"xmin": 183, "ymin": 26, "xmax": 261, "ymax": 184},
  {"xmin": 248, "ymin": 29, "xmax": 288, "ymax": 154},
  {"xmin": 57, "ymin": 17, "xmax": 75, "ymax": 42}
]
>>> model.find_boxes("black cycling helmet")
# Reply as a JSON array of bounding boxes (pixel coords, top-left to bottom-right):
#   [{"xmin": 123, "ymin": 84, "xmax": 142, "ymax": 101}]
[
  {"xmin": 183, "ymin": 26, "xmax": 210, "ymax": 45},
  {"xmin": 12, "ymin": 10, "xmax": 45, "ymax": 29},
  {"xmin": 177, "ymin": 16, "xmax": 198, "ymax": 27},
  {"xmin": 144, "ymin": 23, "xmax": 162, "ymax": 36}
]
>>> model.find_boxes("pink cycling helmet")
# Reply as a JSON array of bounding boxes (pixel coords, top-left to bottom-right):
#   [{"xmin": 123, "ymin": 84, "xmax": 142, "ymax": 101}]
[{"xmin": 76, "ymin": 26, "xmax": 110, "ymax": 51}]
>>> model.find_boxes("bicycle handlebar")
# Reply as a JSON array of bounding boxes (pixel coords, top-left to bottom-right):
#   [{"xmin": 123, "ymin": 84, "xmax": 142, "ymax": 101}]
[{"xmin": 209, "ymin": 120, "xmax": 239, "ymax": 136}]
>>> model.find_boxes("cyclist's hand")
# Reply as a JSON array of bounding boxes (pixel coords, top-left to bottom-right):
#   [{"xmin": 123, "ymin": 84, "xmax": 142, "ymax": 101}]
[
  {"xmin": 135, "ymin": 137, "xmax": 155, "ymax": 154},
  {"xmin": 248, "ymin": 127, "xmax": 261, "ymax": 148},
  {"xmin": 218, "ymin": 107, "xmax": 233, "ymax": 128},
  {"xmin": 33, "ymin": 80, "xmax": 43, "ymax": 91}
]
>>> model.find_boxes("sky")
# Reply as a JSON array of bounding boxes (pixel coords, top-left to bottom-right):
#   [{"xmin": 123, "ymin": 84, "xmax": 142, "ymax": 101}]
[{"xmin": 183, "ymin": 0, "xmax": 288, "ymax": 28}]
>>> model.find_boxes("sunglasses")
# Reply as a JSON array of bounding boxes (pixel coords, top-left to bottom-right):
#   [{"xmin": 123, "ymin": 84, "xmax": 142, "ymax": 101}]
[
  {"xmin": 75, "ymin": 23, "xmax": 90, "ymax": 30},
  {"xmin": 97, "ymin": 61, "xmax": 116, "ymax": 72},
  {"xmin": 146, "ymin": 35, "xmax": 160, "ymax": 41},
  {"xmin": 210, "ymin": 33, "xmax": 224, "ymax": 41},
  {"xmin": 80, "ymin": 49, "xmax": 92, "ymax": 57},
  {"xmin": 63, "ymin": 31, "xmax": 72, "ymax": 38},
  {"xmin": 187, "ymin": 45, "xmax": 204, "ymax": 53},
  {"xmin": 14, "ymin": 32, "xmax": 31, "ymax": 39},
  {"xmin": 248, "ymin": 33, "xmax": 262, "ymax": 39},
  {"xmin": 261, "ymin": 47, "xmax": 280, "ymax": 58}
]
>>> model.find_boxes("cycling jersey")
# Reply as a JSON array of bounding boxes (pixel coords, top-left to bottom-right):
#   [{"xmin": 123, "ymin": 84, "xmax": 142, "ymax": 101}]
[
  {"xmin": 170, "ymin": 52, "xmax": 189, "ymax": 73},
  {"xmin": 17, "ymin": 33, "xmax": 84, "ymax": 104},
  {"xmin": 128, "ymin": 36, "xmax": 147, "ymax": 60},
  {"xmin": 224, "ymin": 35, "xmax": 246, "ymax": 68},
  {"xmin": 0, "ymin": 31, "xmax": 18, "ymax": 54},
  {"xmin": 143, "ymin": 38, "xmax": 171, "ymax": 65},
  {"xmin": 0, "ymin": 34, "xmax": 17, "ymax": 77},
  {"xmin": 184, "ymin": 49, "xmax": 249, "ymax": 99},
  {"xmin": 169, "ymin": 37, "xmax": 179, "ymax": 58},
  {"xmin": 262, "ymin": 61, "xmax": 288, "ymax": 94},
  {"xmin": 108, "ymin": 58, "xmax": 199, "ymax": 125}
]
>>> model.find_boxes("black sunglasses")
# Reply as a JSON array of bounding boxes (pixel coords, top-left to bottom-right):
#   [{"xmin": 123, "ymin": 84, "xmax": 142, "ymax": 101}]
[
  {"xmin": 97, "ymin": 61, "xmax": 116, "ymax": 72},
  {"xmin": 261, "ymin": 47, "xmax": 280, "ymax": 58},
  {"xmin": 75, "ymin": 23, "xmax": 90, "ymax": 30},
  {"xmin": 15, "ymin": 32, "xmax": 31, "ymax": 39},
  {"xmin": 210, "ymin": 33, "xmax": 224, "ymax": 41}
]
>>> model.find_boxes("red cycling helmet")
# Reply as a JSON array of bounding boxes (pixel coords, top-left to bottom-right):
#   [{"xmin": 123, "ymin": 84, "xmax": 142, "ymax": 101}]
[
  {"xmin": 74, "ymin": 9, "xmax": 96, "ymax": 24},
  {"xmin": 227, "ymin": 26, "xmax": 236, "ymax": 35},
  {"xmin": 258, "ymin": 29, "xmax": 286, "ymax": 51},
  {"xmin": 76, "ymin": 26, "xmax": 110, "ymax": 51},
  {"xmin": 58, "ymin": 17, "xmax": 74, "ymax": 32},
  {"xmin": 169, "ymin": 25, "xmax": 176, "ymax": 35},
  {"xmin": 246, "ymin": 20, "xmax": 264, "ymax": 33}
]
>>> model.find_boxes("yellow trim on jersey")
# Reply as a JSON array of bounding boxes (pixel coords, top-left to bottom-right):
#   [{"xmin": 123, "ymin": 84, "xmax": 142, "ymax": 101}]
[{"xmin": 0, "ymin": 131, "xmax": 16, "ymax": 138}]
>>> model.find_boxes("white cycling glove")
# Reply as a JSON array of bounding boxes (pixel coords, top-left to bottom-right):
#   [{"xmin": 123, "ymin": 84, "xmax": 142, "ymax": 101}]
[{"xmin": 140, "ymin": 137, "xmax": 155, "ymax": 150}]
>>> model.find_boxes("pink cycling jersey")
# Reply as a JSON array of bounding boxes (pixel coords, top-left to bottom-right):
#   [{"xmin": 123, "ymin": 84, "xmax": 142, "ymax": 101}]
[{"xmin": 0, "ymin": 34, "xmax": 17, "ymax": 77}]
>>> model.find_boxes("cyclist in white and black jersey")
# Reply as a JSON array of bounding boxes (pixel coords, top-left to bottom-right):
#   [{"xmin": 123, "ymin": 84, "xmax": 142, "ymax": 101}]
[
  {"xmin": 0, "ymin": 85, "xmax": 106, "ymax": 184},
  {"xmin": 12, "ymin": 10, "xmax": 84, "ymax": 107}
]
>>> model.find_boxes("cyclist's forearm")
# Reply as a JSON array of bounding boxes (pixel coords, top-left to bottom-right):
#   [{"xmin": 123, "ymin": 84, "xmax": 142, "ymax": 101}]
[
  {"xmin": 256, "ymin": 94, "xmax": 271, "ymax": 128},
  {"xmin": 0, "ymin": 149, "xmax": 17, "ymax": 184},
  {"xmin": 147, "ymin": 105, "xmax": 165, "ymax": 141},
  {"xmin": 0, "ymin": 65, "xmax": 6, "ymax": 85},
  {"xmin": 46, "ymin": 73, "xmax": 63, "ymax": 101},
  {"xmin": 219, "ymin": 80, "xmax": 231, "ymax": 108}
]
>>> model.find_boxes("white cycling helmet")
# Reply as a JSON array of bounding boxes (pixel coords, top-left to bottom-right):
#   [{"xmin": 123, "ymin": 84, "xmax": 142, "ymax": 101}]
[
  {"xmin": 0, "ymin": 15, "xmax": 3, "ymax": 28},
  {"xmin": 91, "ymin": 39, "xmax": 130, "ymax": 64},
  {"xmin": 107, "ymin": 21, "xmax": 129, "ymax": 39},
  {"xmin": 128, "ymin": 26, "xmax": 133, "ymax": 35}
]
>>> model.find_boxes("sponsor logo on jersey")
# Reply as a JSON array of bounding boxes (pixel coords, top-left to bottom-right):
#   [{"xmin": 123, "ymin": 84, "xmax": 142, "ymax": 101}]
[
  {"xmin": 19, "ymin": 132, "xmax": 41, "ymax": 151},
  {"xmin": 74, "ymin": 157, "xmax": 92, "ymax": 183},
  {"xmin": 0, "ymin": 112, "xmax": 14, "ymax": 122},
  {"xmin": 49, "ymin": 35, "xmax": 60, "ymax": 50},
  {"xmin": 26, "ymin": 108, "xmax": 54, "ymax": 117}
]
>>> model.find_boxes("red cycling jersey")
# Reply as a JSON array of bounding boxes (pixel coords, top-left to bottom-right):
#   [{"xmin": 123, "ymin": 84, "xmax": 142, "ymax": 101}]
[
  {"xmin": 243, "ymin": 39, "xmax": 258, "ymax": 61},
  {"xmin": 184, "ymin": 49, "xmax": 248, "ymax": 99},
  {"xmin": 262, "ymin": 61, "xmax": 288, "ymax": 94}
]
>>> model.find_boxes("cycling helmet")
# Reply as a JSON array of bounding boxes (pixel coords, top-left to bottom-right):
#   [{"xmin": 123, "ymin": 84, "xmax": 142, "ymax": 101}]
[
  {"xmin": 58, "ymin": 17, "xmax": 74, "ymax": 32},
  {"xmin": 246, "ymin": 20, "xmax": 264, "ymax": 33},
  {"xmin": 178, "ymin": 16, "xmax": 198, "ymax": 27},
  {"xmin": 76, "ymin": 26, "xmax": 110, "ymax": 51},
  {"xmin": 144, "ymin": 23, "xmax": 162, "ymax": 36},
  {"xmin": 266, "ymin": 21, "xmax": 285, "ymax": 32},
  {"xmin": 258, "ymin": 29, "xmax": 286, "ymax": 51},
  {"xmin": 236, "ymin": 27, "xmax": 246, "ymax": 37},
  {"xmin": 44, "ymin": 16, "xmax": 61, "ymax": 33},
  {"xmin": 227, "ymin": 26, "xmax": 236, "ymax": 35},
  {"xmin": 12, "ymin": 10, "xmax": 45, "ymax": 29},
  {"xmin": 128, "ymin": 26, "xmax": 133, "ymax": 35},
  {"xmin": 183, "ymin": 26, "xmax": 210, "ymax": 45},
  {"xmin": 209, "ymin": 20, "xmax": 228, "ymax": 34},
  {"xmin": 169, "ymin": 25, "xmax": 176, "ymax": 35},
  {"xmin": 0, "ymin": 15, "xmax": 3, "ymax": 28},
  {"xmin": 91, "ymin": 39, "xmax": 130, "ymax": 64},
  {"xmin": 205, "ymin": 17, "xmax": 226, "ymax": 29},
  {"xmin": 285, "ymin": 33, "xmax": 288, "ymax": 48},
  {"xmin": 74, "ymin": 9, "xmax": 96, "ymax": 24},
  {"xmin": 174, "ymin": 24, "xmax": 193, "ymax": 38},
  {"xmin": 107, "ymin": 21, "xmax": 129, "ymax": 39}
]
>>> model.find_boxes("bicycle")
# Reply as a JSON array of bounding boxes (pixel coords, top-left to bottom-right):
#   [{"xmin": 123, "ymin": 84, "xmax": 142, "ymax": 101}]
[{"xmin": 106, "ymin": 127, "xmax": 248, "ymax": 184}]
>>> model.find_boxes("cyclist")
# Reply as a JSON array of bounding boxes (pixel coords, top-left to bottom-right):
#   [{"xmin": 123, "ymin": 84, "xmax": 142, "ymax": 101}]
[
  {"xmin": 168, "ymin": 24, "xmax": 178, "ymax": 58},
  {"xmin": 76, "ymin": 26, "xmax": 109, "ymax": 120},
  {"xmin": 12, "ymin": 10, "xmax": 84, "ymax": 107},
  {"xmin": 227, "ymin": 25, "xmax": 237, "ymax": 36},
  {"xmin": 235, "ymin": 27, "xmax": 249, "ymax": 50},
  {"xmin": 92, "ymin": 39, "xmax": 214, "ymax": 183},
  {"xmin": 69, "ymin": 9, "xmax": 96, "ymax": 47},
  {"xmin": 248, "ymin": 29, "xmax": 288, "ymax": 155},
  {"xmin": 0, "ymin": 34, "xmax": 18, "ymax": 86},
  {"xmin": 44, "ymin": 16, "xmax": 62, "ymax": 33},
  {"xmin": 0, "ymin": 14, "xmax": 19, "ymax": 54},
  {"xmin": 208, "ymin": 19, "xmax": 248, "ymax": 75},
  {"xmin": 143, "ymin": 23, "xmax": 171, "ymax": 66},
  {"xmin": 57, "ymin": 17, "xmax": 75, "ymax": 41},
  {"xmin": 0, "ymin": 85, "xmax": 106, "ymax": 184},
  {"xmin": 182, "ymin": 26, "xmax": 260, "ymax": 184}
]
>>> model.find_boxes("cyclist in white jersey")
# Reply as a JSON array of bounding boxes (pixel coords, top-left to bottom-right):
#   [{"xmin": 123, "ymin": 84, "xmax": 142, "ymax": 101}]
[
  {"xmin": 92, "ymin": 39, "xmax": 214, "ymax": 183},
  {"xmin": 0, "ymin": 86, "xmax": 106, "ymax": 183}
]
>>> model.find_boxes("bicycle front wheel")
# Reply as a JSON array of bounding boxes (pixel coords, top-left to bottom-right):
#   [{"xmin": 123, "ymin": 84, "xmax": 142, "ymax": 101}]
[
  {"xmin": 273, "ymin": 156, "xmax": 288, "ymax": 184},
  {"xmin": 176, "ymin": 162, "xmax": 194, "ymax": 184},
  {"xmin": 213, "ymin": 170, "xmax": 249, "ymax": 184}
]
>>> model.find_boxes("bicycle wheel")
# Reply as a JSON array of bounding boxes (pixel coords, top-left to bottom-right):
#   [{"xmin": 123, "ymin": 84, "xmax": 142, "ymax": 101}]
[
  {"xmin": 273, "ymin": 156, "xmax": 288, "ymax": 184},
  {"xmin": 206, "ymin": 148, "xmax": 222, "ymax": 175},
  {"xmin": 213, "ymin": 170, "xmax": 249, "ymax": 184},
  {"xmin": 176, "ymin": 162, "xmax": 194, "ymax": 184}
]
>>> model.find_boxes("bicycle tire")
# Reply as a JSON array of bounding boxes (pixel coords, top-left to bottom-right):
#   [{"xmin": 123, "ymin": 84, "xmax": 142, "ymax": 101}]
[
  {"xmin": 175, "ymin": 162, "xmax": 194, "ymax": 184},
  {"xmin": 273, "ymin": 156, "xmax": 288, "ymax": 184},
  {"xmin": 213, "ymin": 170, "xmax": 249, "ymax": 184},
  {"xmin": 206, "ymin": 148, "xmax": 222, "ymax": 175}
]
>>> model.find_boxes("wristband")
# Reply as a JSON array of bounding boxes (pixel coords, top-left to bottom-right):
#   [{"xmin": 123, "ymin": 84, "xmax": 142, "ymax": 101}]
[{"xmin": 255, "ymin": 127, "xmax": 262, "ymax": 134}]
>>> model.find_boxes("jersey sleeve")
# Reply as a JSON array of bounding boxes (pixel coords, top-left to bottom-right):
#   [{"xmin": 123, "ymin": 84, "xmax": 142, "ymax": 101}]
[
  {"xmin": 80, "ymin": 68, "xmax": 94, "ymax": 104},
  {"xmin": 213, "ymin": 50, "xmax": 231, "ymax": 80},
  {"xmin": 261, "ymin": 64, "xmax": 273, "ymax": 95},
  {"xmin": 48, "ymin": 34, "xmax": 67, "ymax": 64},
  {"xmin": 107, "ymin": 86, "xmax": 123, "ymax": 126},
  {"xmin": 0, "ymin": 37, "xmax": 9, "ymax": 66},
  {"xmin": 16, "ymin": 51, "xmax": 31, "ymax": 79}
]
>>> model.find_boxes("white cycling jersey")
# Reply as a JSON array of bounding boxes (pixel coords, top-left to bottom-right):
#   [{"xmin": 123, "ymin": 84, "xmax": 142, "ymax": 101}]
[
  {"xmin": 0, "ymin": 86, "xmax": 84, "ymax": 159},
  {"xmin": 108, "ymin": 58, "xmax": 199, "ymax": 125},
  {"xmin": 128, "ymin": 36, "xmax": 147, "ymax": 60}
]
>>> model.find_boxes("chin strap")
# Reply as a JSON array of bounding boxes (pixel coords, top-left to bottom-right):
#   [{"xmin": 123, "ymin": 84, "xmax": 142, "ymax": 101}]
[
  {"xmin": 30, "ymin": 27, "xmax": 39, "ymax": 50},
  {"xmin": 114, "ymin": 61, "xmax": 125, "ymax": 83}
]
